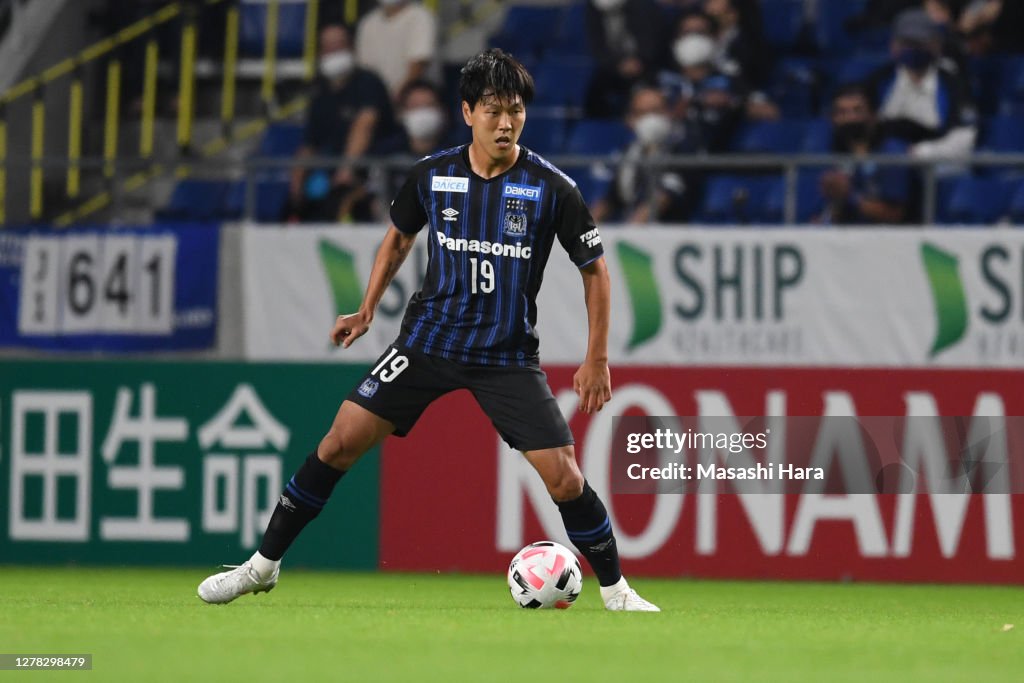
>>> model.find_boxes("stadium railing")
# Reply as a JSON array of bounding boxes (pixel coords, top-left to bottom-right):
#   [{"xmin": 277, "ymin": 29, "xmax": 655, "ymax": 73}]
[
  {"xmin": 3, "ymin": 152, "xmax": 1023, "ymax": 226},
  {"xmin": 0, "ymin": 0, "xmax": 321, "ymax": 225}
]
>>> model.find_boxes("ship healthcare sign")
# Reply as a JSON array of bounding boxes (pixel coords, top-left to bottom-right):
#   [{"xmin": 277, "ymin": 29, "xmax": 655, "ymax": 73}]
[
  {"xmin": 0, "ymin": 224, "xmax": 218, "ymax": 351},
  {"xmin": 240, "ymin": 225, "xmax": 1024, "ymax": 367}
]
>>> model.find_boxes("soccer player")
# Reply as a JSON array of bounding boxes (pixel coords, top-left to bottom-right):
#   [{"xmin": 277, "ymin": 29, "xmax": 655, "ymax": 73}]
[{"xmin": 198, "ymin": 49, "xmax": 659, "ymax": 612}]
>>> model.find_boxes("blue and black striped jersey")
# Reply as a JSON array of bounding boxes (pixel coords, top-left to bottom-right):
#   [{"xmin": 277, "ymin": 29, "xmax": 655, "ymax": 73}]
[{"xmin": 389, "ymin": 144, "xmax": 604, "ymax": 366}]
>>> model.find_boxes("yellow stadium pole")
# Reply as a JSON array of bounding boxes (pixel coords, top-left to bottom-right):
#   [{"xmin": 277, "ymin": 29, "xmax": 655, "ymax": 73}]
[
  {"xmin": 67, "ymin": 72, "xmax": 83, "ymax": 197},
  {"xmin": 104, "ymin": 57, "xmax": 122, "ymax": 178},
  {"xmin": 303, "ymin": 0, "xmax": 319, "ymax": 82},
  {"xmin": 0, "ymin": 105, "xmax": 6, "ymax": 225},
  {"xmin": 177, "ymin": 4, "xmax": 198, "ymax": 152},
  {"xmin": 221, "ymin": 1, "xmax": 239, "ymax": 137},
  {"xmin": 344, "ymin": 0, "xmax": 357, "ymax": 26},
  {"xmin": 30, "ymin": 92, "xmax": 45, "ymax": 220},
  {"xmin": 261, "ymin": 0, "xmax": 280, "ymax": 111},
  {"xmin": 140, "ymin": 39, "xmax": 158, "ymax": 158}
]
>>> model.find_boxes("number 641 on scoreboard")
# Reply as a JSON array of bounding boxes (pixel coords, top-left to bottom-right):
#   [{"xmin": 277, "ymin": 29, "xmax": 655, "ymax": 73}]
[{"xmin": 18, "ymin": 234, "xmax": 176, "ymax": 336}]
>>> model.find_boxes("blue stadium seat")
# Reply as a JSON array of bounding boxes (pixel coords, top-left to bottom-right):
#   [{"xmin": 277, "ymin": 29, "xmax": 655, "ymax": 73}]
[
  {"xmin": 572, "ymin": 164, "xmax": 615, "ymax": 207},
  {"xmin": 763, "ymin": 170, "xmax": 826, "ymax": 223},
  {"xmin": 761, "ymin": 0, "xmax": 805, "ymax": 52},
  {"xmin": 979, "ymin": 116, "xmax": 1024, "ymax": 153},
  {"xmin": 564, "ymin": 120, "xmax": 634, "ymax": 155},
  {"xmin": 489, "ymin": 5, "xmax": 563, "ymax": 61},
  {"xmin": 768, "ymin": 58, "xmax": 821, "ymax": 118},
  {"xmin": 699, "ymin": 175, "xmax": 781, "ymax": 225},
  {"xmin": 1008, "ymin": 180, "xmax": 1024, "ymax": 224},
  {"xmin": 548, "ymin": 2, "xmax": 589, "ymax": 58},
  {"xmin": 970, "ymin": 55, "xmax": 1024, "ymax": 116},
  {"xmin": 224, "ymin": 180, "xmax": 291, "ymax": 222},
  {"xmin": 801, "ymin": 119, "xmax": 832, "ymax": 153},
  {"xmin": 520, "ymin": 115, "xmax": 566, "ymax": 156},
  {"xmin": 731, "ymin": 120, "xmax": 807, "ymax": 153},
  {"xmin": 531, "ymin": 60, "xmax": 593, "ymax": 108},
  {"xmin": 830, "ymin": 53, "xmax": 887, "ymax": 88},
  {"xmin": 814, "ymin": 0, "xmax": 867, "ymax": 55},
  {"xmin": 999, "ymin": 64, "xmax": 1024, "ymax": 115},
  {"xmin": 256, "ymin": 123, "xmax": 305, "ymax": 158},
  {"xmin": 240, "ymin": 2, "xmax": 307, "ymax": 58},
  {"xmin": 936, "ymin": 176, "xmax": 1014, "ymax": 225},
  {"xmin": 158, "ymin": 180, "xmax": 231, "ymax": 221}
]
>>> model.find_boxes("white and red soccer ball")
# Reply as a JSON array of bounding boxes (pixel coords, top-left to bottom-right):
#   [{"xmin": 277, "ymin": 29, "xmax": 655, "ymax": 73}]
[{"xmin": 507, "ymin": 541, "xmax": 583, "ymax": 609}]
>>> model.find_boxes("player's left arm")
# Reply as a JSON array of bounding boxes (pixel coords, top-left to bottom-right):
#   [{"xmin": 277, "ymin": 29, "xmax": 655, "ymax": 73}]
[{"xmin": 574, "ymin": 257, "xmax": 612, "ymax": 415}]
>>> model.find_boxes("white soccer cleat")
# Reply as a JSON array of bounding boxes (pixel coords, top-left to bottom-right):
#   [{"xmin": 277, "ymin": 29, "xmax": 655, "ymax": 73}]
[
  {"xmin": 197, "ymin": 561, "xmax": 279, "ymax": 604},
  {"xmin": 603, "ymin": 586, "xmax": 661, "ymax": 612}
]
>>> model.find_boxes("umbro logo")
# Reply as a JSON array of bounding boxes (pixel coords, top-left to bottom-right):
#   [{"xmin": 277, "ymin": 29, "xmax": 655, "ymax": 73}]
[
  {"xmin": 279, "ymin": 495, "xmax": 297, "ymax": 511},
  {"xmin": 442, "ymin": 207, "xmax": 459, "ymax": 222}
]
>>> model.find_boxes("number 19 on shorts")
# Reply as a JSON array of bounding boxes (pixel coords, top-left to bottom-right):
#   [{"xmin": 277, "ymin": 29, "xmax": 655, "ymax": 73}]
[{"xmin": 469, "ymin": 257, "xmax": 494, "ymax": 294}]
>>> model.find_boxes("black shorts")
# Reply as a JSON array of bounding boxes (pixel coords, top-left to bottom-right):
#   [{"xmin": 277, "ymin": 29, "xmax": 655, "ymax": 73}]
[{"xmin": 346, "ymin": 342, "xmax": 574, "ymax": 452}]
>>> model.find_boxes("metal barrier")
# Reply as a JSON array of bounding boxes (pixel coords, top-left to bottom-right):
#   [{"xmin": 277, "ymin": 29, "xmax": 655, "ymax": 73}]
[
  {"xmin": 3, "ymin": 152, "xmax": 1023, "ymax": 226},
  {"xmin": 0, "ymin": 0, "xmax": 322, "ymax": 225}
]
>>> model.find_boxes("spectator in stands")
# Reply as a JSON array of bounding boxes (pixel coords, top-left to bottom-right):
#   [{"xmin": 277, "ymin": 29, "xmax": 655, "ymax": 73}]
[
  {"xmin": 959, "ymin": 0, "xmax": 1024, "ymax": 55},
  {"xmin": 815, "ymin": 85, "xmax": 915, "ymax": 225},
  {"xmin": 355, "ymin": 0, "xmax": 438, "ymax": 101},
  {"xmin": 845, "ymin": 0, "xmax": 923, "ymax": 32},
  {"xmin": 702, "ymin": 0, "xmax": 768, "ymax": 89},
  {"xmin": 289, "ymin": 24, "xmax": 396, "ymax": 223},
  {"xmin": 922, "ymin": 0, "xmax": 969, "ymax": 68},
  {"xmin": 584, "ymin": 0, "xmax": 671, "ymax": 119},
  {"xmin": 866, "ymin": 9, "xmax": 977, "ymax": 160},
  {"xmin": 592, "ymin": 85, "xmax": 700, "ymax": 223},
  {"xmin": 658, "ymin": 11, "xmax": 746, "ymax": 151},
  {"xmin": 370, "ymin": 79, "xmax": 450, "ymax": 220},
  {"xmin": 394, "ymin": 80, "xmax": 449, "ymax": 156}
]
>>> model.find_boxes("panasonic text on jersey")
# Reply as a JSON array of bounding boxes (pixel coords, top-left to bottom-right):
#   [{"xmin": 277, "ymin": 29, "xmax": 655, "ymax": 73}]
[{"xmin": 436, "ymin": 231, "xmax": 532, "ymax": 259}]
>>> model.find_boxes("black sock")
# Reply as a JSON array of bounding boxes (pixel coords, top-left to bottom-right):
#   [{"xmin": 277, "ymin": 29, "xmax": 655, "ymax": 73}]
[
  {"xmin": 556, "ymin": 481, "xmax": 622, "ymax": 587},
  {"xmin": 258, "ymin": 449, "xmax": 345, "ymax": 561}
]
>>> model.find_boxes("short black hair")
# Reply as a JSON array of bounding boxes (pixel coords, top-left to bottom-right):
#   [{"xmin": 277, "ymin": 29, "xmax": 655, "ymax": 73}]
[
  {"xmin": 458, "ymin": 48, "xmax": 535, "ymax": 110},
  {"xmin": 832, "ymin": 83, "xmax": 876, "ymax": 111},
  {"xmin": 397, "ymin": 78, "xmax": 442, "ymax": 108},
  {"xmin": 678, "ymin": 9, "xmax": 718, "ymax": 36}
]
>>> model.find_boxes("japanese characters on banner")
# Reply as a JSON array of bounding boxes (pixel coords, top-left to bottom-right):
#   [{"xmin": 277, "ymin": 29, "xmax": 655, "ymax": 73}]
[
  {"xmin": 0, "ymin": 361, "xmax": 379, "ymax": 568},
  {"xmin": 0, "ymin": 224, "xmax": 218, "ymax": 351},
  {"xmin": 241, "ymin": 225, "xmax": 1024, "ymax": 367},
  {"xmin": 380, "ymin": 367, "xmax": 1024, "ymax": 583}
]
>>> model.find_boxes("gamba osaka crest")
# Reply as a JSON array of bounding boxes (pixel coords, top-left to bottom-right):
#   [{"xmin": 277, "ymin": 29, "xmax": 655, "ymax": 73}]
[
  {"xmin": 357, "ymin": 378, "xmax": 379, "ymax": 398},
  {"xmin": 503, "ymin": 210, "xmax": 527, "ymax": 236},
  {"xmin": 503, "ymin": 191, "xmax": 529, "ymax": 237}
]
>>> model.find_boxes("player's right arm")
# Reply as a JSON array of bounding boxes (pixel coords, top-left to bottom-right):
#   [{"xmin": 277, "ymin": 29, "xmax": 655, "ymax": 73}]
[{"xmin": 330, "ymin": 226, "xmax": 416, "ymax": 348}]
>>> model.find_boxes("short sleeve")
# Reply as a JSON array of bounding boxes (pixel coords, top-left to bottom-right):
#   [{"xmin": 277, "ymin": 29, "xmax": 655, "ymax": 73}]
[
  {"xmin": 556, "ymin": 183, "xmax": 604, "ymax": 268},
  {"xmin": 356, "ymin": 71, "xmax": 391, "ymax": 115},
  {"xmin": 389, "ymin": 172, "xmax": 427, "ymax": 234},
  {"xmin": 406, "ymin": 6, "xmax": 436, "ymax": 62}
]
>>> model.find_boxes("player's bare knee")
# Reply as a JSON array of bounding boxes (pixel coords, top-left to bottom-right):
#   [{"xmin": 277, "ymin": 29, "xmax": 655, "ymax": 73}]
[
  {"xmin": 547, "ymin": 468, "xmax": 584, "ymax": 502},
  {"xmin": 317, "ymin": 430, "xmax": 362, "ymax": 470}
]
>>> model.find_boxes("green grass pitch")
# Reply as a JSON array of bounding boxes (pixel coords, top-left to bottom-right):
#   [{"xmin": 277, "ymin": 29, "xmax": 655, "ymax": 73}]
[{"xmin": 2, "ymin": 568, "xmax": 1022, "ymax": 682}]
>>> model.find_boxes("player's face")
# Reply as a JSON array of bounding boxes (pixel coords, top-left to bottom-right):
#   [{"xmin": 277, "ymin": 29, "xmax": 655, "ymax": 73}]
[{"xmin": 463, "ymin": 93, "xmax": 526, "ymax": 162}]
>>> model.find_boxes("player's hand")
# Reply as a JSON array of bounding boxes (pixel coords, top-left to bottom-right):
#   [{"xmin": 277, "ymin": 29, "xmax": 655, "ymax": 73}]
[
  {"xmin": 573, "ymin": 360, "xmax": 612, "ymax": 415},
  {"xmin": 330, "ymin": 310, "xmax": 372, "ymax": 348}
]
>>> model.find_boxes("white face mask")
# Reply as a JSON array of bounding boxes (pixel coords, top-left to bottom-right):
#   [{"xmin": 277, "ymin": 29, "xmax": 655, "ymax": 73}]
[
  {"xmin": 403, "ymin": 107, "xmax": 444, "ymax": 140},
  {"xmin": 633, "ymin": 113, "xmax": 671, "ymax": 146},
  {"xmin": 592, "ymin": 0, "xmax": 627, "ymax": 11},
  {"xmin": 320, "ymin": 51, "xmax": 355, "ymax": 80},
  {"xmin": 673, "ymin": 34, "xmax": 715, "ymax": 68}
]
